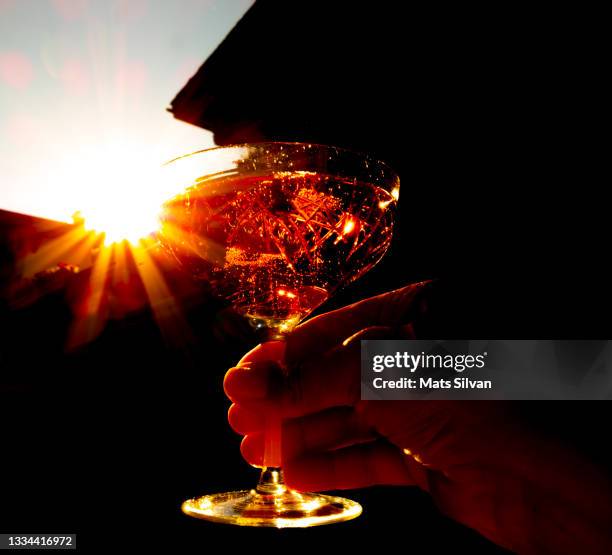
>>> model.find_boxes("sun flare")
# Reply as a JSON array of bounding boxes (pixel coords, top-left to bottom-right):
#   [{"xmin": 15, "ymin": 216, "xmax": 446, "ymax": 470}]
[
  {"xmin": 58, "ymin": 138, "xmax": 175, "ymax": 246},
  {"xmin": 80, "ymin": 195, "xmax": 160, "ymax": 246}
]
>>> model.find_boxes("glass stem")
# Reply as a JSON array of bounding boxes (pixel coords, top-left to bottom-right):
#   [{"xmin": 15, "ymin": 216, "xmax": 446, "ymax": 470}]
[
  {"xmin": 256, "ymin": 466, "xmax": 286, "ymax": 495},
  {"xmin": 254, "ymin": 330, "xmax": 288, "ymax": 495},
  {"xmin": 264, "ymin": 412, "xmax": 282, "ymax": 467}
]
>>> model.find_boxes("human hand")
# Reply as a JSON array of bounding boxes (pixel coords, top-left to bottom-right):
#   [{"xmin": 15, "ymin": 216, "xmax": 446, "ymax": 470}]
[{"xmin": 224, "ymin": 282, "xmax": 612, "ymax": 554}]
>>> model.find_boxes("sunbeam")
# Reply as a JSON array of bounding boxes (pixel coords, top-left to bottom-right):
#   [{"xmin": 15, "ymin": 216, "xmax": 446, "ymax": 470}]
[
  {"xmin": 133, "ymin": 242, "xmax": 193, "ymax": 350},
  {"xmin": 67, "ymin": 236, "xmax": 113, "ymax": 349}
]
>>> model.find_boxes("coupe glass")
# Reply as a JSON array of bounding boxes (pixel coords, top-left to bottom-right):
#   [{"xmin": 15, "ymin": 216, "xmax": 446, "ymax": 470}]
[{"xmin": 158, "ymin": 142, "xmax": 399, "ymax": 527}]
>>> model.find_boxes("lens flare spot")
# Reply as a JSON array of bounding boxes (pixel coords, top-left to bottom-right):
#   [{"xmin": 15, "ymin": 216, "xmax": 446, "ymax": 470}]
[
  {"xmin": 0, "ymin": 0, "xmax": 15, "ymax": 14},
  {"xmin": 0, "ymin": 51, "xmax": 33, "ymax": 89},
  {"xmin": 51, "ymin": 0, "xmax": 88, "ymax": 21}
]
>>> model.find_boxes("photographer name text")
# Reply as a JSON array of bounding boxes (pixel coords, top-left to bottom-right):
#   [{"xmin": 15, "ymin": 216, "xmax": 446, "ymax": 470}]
[{"xmin": 371, "ymin": 352, "xmax": 492, "ymax": 390}]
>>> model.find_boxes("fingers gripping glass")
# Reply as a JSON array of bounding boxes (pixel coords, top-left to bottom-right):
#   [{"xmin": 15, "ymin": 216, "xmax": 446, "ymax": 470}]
[{"xmin": 158, "ymin": 142, "xmax": 399, "ymax": 527}]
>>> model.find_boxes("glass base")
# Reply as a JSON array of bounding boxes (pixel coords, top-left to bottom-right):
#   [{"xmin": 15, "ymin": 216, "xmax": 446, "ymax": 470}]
[{"xmin": 182, "ymin": 489, "xmax": 362, "ymax": 528}]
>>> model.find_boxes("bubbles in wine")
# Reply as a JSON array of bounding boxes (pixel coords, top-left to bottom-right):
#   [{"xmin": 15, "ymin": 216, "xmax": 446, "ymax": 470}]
[{"xmin": 159, "ymin": 171, "xmax": 395, "ymax": 336}]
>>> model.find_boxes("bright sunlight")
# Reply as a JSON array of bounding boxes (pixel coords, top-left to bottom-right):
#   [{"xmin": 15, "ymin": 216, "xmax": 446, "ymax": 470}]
[
  {"xmin": 0, "ymin": 0, "xmax": 253, "ymax": 350},
  {"xmin": 72, "ymin": 139, "xmax": 169, "ymax": 245}
]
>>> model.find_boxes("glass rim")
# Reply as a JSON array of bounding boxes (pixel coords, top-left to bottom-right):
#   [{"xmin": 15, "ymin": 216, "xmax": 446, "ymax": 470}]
[{"xmin": 162, "ymin": 141, "xmax": 399, "ymax": 184}]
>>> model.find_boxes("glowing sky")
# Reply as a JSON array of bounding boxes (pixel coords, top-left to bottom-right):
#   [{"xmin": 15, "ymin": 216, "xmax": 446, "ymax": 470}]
[{"xmin": 0, "ymin": 0, "xmax": 253, "ymax": 222}]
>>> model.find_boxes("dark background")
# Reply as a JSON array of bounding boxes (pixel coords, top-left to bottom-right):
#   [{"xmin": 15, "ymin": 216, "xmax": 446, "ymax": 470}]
[{"xmin": 1, "ymin": 1, "xmax": 608, "ymax": 552}]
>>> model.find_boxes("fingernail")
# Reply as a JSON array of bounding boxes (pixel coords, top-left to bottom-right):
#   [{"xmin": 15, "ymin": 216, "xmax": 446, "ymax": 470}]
[{"xmin": 342, "ymin": 325, "xmax": 394, "ymax": 346}]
